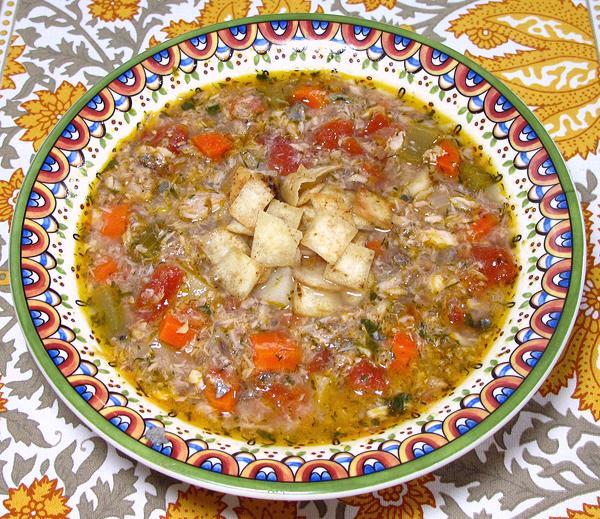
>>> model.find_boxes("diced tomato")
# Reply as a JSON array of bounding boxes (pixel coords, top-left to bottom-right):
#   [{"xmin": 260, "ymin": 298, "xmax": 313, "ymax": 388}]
[
  {"xmin": 436, "ymin": 139, "xmax": 461, "ymax": 179},
  {"xmin": 347, "ymin": 359, "xmax": 388, "ymax": 395},
  {"xmin": 469, "ymin": 212, "xmax": 499, "ymax": 242},
  {"xmin": 265, "ymin": 383, "xmax": 309, "ymax": 415},
  {"xmin": 446, "ymin": 297, "xmax": 466, "ymax": 325},
  {"xmin": 135, "ymin": 264, "xmax": 185, "ymax": 320},
  {"xmin": 142, "ymin": 125, "xmax": 167, "ymax": 146},
  {"xmin": 223, "ymin": 296, "xmax": 240, "ymax": 311},
  {"xmin": 204, "ymin": 370, "xmax": 239, "ymax": 413},
  {"xmin": 92, "ymin": 259, "xmax": 118, "ymax": 283},
  {"xmin": 191, "ymin": 132, "xmax": 233, "ymax": 160},
  {"xmin": 251, "ymin": 331, "xmax": 302, "ymax": 372},
  {"xmin": 165, "ymin": 124, "xmax": 189, "ymax": 154},
  {"xmin": 290, "ymin": 86, "xmax": 328, "ymax": 109},
  {"xmin": 278, "ymin": 312, "xmax": 302, "ymax": 328},
  {"xmin": 366, "ymin": 239, "xmax": 384, "ymax": 256},
  {"xmin": 361, "ymin": 162, "xmax": 383, "ymax": 180},
  {"xmin": 268, "ymin": 136, "xmax": 301, "ymax": 175},
  {"xmin": 364, "ymin": 112, "xmax": 391, "ymax": 135},
  {"xmin": 342, "ymin": 137, "xmax": 364, "ymax": 155},
  {"xmin": 158, "ymin": 311, "xmax": 196, "ymax": 349},
  {"xmin": 308, "ymin": 348, "xmax": 332, "ymax": 373},
  {"xmin": 471, "ymin": 246, "xmax": 518, "ymax": 285},
  {"xmin": 389, "ymin": 332, "xmax": 418, "ymax": 372},
  {"xmin": 314, "ymin": 119, "xmax": 354, "ymax": 150},
  {"xmin": 177, "ymin": 301, "xmax": 210, "ymax": 329},
  {"xmin": 100, "ymin": 204, "xmax": 129, "ymax": 239}
]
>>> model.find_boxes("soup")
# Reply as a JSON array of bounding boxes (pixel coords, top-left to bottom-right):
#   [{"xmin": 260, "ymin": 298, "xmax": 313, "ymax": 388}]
[{"xmin": 78, "ymin": 72, "xmax": 517, "ymax": 445}]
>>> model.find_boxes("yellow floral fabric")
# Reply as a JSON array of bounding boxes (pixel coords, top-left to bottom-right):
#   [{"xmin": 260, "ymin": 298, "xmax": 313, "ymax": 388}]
[
  {"xmin": 1, "ymin": 37, "xmax": 25, "ymax": 90},
  {"xmin": 1, "ymin": 477, "xmax": 70, "ymax": 519},
  {"xmin": 0, "ymin": 169, "xmax": 23, "ymax": 223},
  {"xmin": 88, "ymin": 0, "xmax": 140, "ymax": 22},
  {"xmin": 162, "ymin": 487, "xmax": 227, "ymax": 519}
]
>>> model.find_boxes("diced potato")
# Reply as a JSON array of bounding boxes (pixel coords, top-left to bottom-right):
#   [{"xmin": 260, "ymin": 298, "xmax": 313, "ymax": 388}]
[
  {"xmin": 251, "ymin": 211, "xmax": 302, "ymax": 267},
  {"xmin": 280, "ymin": 164, "xmax": 341, "ymax": 206},
  {"xmin": 293, "ymin": 260, "xmax": 342, "ymax": 291},
  {"xmin": 229, "ymin": 178, "xmax": 274, "ymax": 229},
  {"xmin": 353, "ymin": 213, "xmax": 375, "ymax": 231},
  {"xmin": 406, "ymin": 168, "xmax": 432, "ymax": 198},
  {"xmin": 324, "ymin": 243, "xmax": 374, "ymax": 290},
  {"xmin": 301, "ymin": 211, "xmax": 358, "ymax": 264},
  {"xmin": 226, "ymin": 219, "xmax": 254, "ymax": 236},
  {"xmin": 353, "ymin": 188, "xmax": 393, "ymax": 230},
  {"xmin": 201, "ymin": 228, "xmax": 250, "ymax": 263},
  {"xmin": 423, "ymin": 228, "xmax": 458, "ymax": 248},
  {"xmin": 311, "ymin": 185, "xmax": 354, "ymax": 222},
  {"xmin": 226, "ymin": 167, "xmax": 257, "ymax": 201},
  {"xmin": 428, "ymin": 273, "xmax": 458, "ymax": 294},
  {"xmin": 213, "ymin": 248, "xmax": 263, "ymax": 299},
  {"xmin": 292, "ymin": 283, "xmax": 343, "ymax": 317},
  {"xmin": 266, "ymin": 199, "xmax": 304, "ymax": 230},
  {"xmin": 255, "ymin": 267, "xmax": 294, "ymax": 307}
]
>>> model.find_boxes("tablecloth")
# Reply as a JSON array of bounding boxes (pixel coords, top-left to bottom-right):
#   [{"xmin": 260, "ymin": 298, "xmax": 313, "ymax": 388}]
[{"xmin": 0, "ymin": 1, "xmax": 598, "ymax": 517}]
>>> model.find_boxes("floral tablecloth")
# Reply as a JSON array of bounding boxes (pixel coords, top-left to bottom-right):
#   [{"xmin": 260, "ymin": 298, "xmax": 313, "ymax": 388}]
[{"xmin": 0, "ymin": 0, "xmax": 599, "ymax": 517}]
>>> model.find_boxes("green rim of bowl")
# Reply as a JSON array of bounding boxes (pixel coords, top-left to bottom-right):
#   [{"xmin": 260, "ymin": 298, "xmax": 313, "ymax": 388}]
[{"xmin": 9, "ymin": 13, "xmax": 585, "ymax": 499}]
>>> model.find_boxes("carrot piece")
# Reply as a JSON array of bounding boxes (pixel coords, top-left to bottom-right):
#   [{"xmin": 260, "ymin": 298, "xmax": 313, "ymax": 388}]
[
  {"xmin": 92, "ymin": 259, "xmax": 118, "ymax": 283},
  {"xmin": 158, "ymin": 311, "xmax": 196, "ymax": 349},
  {"xmin": 290, "ymin": 86, "xmax": 328, "ymax": 109},
  {"xmin": 390, "ymin": 332, "xmax": 418, "ymax": 371},
  {"xmin": 100, "ymin": 204, "xmax": 129, "ymax": 239},
  {"xmin": 469, "ymin": 212, "xmax": 499, "ymax": 241},
  {"xmin": 436, "ymin": 139, "xmax": 461, "ymax": 179},
  {"xmin": 366, "ymin": 239, "xmax": 384, "ymax": 256},
  {"xmin": 204, "ymin": 370, "xmax": 239, "ymax": 412},
  {"xmin": 342, "ymin": 137, "xmax": 364, "ymax": 155},
  {"xmin": 191, "ymin": 132, "xmax": 233, "ymax": 160},
  {"xmin": 250, "ymin": 331, "xmax": 301, "ymax": 372}
]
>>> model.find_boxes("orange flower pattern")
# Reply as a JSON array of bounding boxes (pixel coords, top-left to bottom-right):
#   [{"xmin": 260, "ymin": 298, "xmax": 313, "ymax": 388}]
[
  {"xmin": 162, "ymin": 486, "xmax": 227, "ymax": 519},
  {"xmin": 1, "ymin": 37, "xmax": 26, "ymax": 90},
  {"xmin": 234, "ymin": 497, "xmax": 297, "ymax": 519},
  {"xmin": 16, "ymin": 81, "xmax": 87, "ymax": 151},
  {"xmin": 342, "ymin": 474, "xmax": 436, "ymax": 518},
  {"xmin": 448, "ymin": 0, "xmax": 599, "ymax": 160},
  {"xmin": 1, "ymin": 476, "xmax": 71, "ymax": 519},
  {"xmin": 0, "ymin": 382, "xmax": 6, "ymax": 413},
  {"xmin": 552, "ymin": 497, "xmax": 600, "ymax": 519},
  {"xmin": 346, "ymin": 0, "xmax": 396, "ymax": 12},
  {"xmin": 0, "ymin": 168, "xmax": 24, "ymax": 223},
  {"xmin": 88, "ymin": 0, "xmax": 140, "ymax": 22}
]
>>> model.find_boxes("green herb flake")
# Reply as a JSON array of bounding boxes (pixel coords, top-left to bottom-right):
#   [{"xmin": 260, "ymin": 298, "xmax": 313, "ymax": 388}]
[
  {"xmin": 181, "ymin": 100, "xmax": 195, "ymax": 111},
  {"xmin": 206, "ymin": 104, "xmax": 221, "ymax": 115},
  {"xmin": 387, "ymin": 393, "xmax": 410, "ymax": 415}
]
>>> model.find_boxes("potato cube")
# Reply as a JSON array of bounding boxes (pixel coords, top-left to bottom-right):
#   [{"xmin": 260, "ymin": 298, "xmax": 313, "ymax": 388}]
[
  {"xmin": 226, "ymin": 219, "xmax": 254, "ymax": 236},
  {"xmin": 353, "ymin": 188, "xmax": 393, "ymax": 230},
  {"xmin": 229, "ymin": 178, "xmax": 274, "ymax": 229},
  {"xmin": 324, "ymin": 243, "xmax": 375, "ymax": 289},
  {"xmin": 301, "ymin": 212, "xmax": 358, "ymax": 264},
  {"xmin": 201, "ymin": 228, "xmax": 250, "ymax": 263},
  {"xmin": 251, "ymin": 211, "xmax": 302, "ymax": 267},
  {"xmin": 214, "ymin": 249, "xmax": 263, "ymax": 299},
  {"xmin": 266, "ymin": 199, "xmax": 304, "ymax": 230},
  {"xmin": 255, "ymin": 267, "xmax": 294, "ymax": 307},
  {"xmin": 292, "ymin": 283, "xmax": 342, "ymax": 317},
  {"xmin": 311, "ymin": 185, "xmax": 354, "ymax": 222}
]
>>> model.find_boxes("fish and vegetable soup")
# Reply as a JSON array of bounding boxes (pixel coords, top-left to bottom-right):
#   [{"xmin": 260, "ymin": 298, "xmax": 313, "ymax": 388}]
[{"xmin": 78, "ymin": 71, "xmax": 518, "ymax": 445}]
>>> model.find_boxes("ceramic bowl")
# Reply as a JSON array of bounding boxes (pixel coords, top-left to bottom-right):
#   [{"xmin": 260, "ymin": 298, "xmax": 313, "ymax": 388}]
[{"xmin": 9, "ymin": 14, "xmax": 585, "ymax": 499}]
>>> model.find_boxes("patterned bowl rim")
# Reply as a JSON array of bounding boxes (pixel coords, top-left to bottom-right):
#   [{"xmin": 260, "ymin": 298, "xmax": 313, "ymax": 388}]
[{"xmin": 9, "ymin": 13, "xmax": 585, "ymax": 500}]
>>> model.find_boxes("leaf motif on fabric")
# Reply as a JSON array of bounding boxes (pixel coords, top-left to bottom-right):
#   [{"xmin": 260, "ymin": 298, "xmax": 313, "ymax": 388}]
[
  {"xmin": 448, "ymin": 0, "xmax": 599, "ymax": 159},
  {"xmin": 76, "ymin": 468, "xmax": 136, "ymax": 519},
  {"xmin": 11, "ymin": 453, "xmax": 37, "ymax": 487},
  {"xmin": 2, "ymin": 409, "xmax": 51, "ymax": 448},
  {"xmin": 162, "ymin": 486, "xmax": 227, "ymax": 519}
]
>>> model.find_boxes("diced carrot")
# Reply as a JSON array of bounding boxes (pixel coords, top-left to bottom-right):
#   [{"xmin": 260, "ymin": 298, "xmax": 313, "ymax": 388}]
[
  {"xmin": 364, "ymin": 112, "xmax": 391, "ymax": 135},
  {"xmin": 158, "ymin": 311, "xmax": 196, "ymax": 349},
  {"xmin": 390, "ymin": 332, "xmax": 418, "ymax": 371},
  {"xmin": 290, "ymin": 86, "xmax": 329, "ymax": 109},
  {"xmin": 436, "ymin": 139, "xmax": 461, "ymax": 179},
  {"xmin": 342, "ymin": 137, "xmax": 364, "ymax": 155},
  {"xmin": 204, "ymin": 370, "xmax": 239, "ymax": 412},
  {"xmin": 366, "ymin": 239, "xmax": 384, "ymax": 256},
  {"xmin": 92, "ymin": 259, "xmax": 118, "ymax": 283},
  {"xmin": 469, "ymin": 212, "xmax": 499, "ymax": 241},
  {"xmin": 250, "ymin": 331, "xmax": 301, "ymax": 372},
  {"xmin": 100, "ymin": 204, "xmax": 129, "ymax": 239},
  {"xmin": 191, "ymin": 132, "xmax": 233, "ymax": 160}
]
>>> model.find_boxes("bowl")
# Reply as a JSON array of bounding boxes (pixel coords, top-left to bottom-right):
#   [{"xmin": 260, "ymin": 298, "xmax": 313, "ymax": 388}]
[{"xmin": 9, "ymin": 13, "xmax": 585, "ymax": 499}]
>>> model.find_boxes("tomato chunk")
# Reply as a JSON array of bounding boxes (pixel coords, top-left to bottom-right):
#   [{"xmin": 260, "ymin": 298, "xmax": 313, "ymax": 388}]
[
  {"xmin": 366, "ymin": 239, "xmax": 384, "ymax": 256},
  {"xmin": 204, "ymin": 370, "xmax": 239, "ymax": 413},
  {"xmin": 165, "ymin": 124, "xmax": 189, "ymax": 154},
  {"xmin": 158, "ymin": 311, "xmax": 196, "ymax": 349},
  {"xmin": 251, "ymin": 331, "xmax": 301, "ymax": 372},
  {"xmin": 436, "ymin": 139, "xmax": 461, "ymax": 179},
  {"xmin": 348, "ymin": 359, "xmax": 388, "ymax": 395},
  {"xmin": 290, "ymin": 86, "xmax": 328, "ymax": 109},
  {"xmin": 268, "ymin": 136, "xmax": 301, "ymax": 175},
  {"xmin": 308, "ymin": 348, "xmax": 332, "ymax": 373},
  {"xmin": 136, "ymin": 264, "xmax": 185, "ymax": 320},
  {"xmin": 446, "ymin": 297, "xmax": 466, "ymax": 325},
  {"xmin": 265, "ymin": 383, "xmax": 309, "ymax": 415},
  {"xmin": 314, "ymin": 119, "xmax": 354, "ymax": 150},
  {"xmin": 191, "ymin": 132, "xmax": 233, "ymax": 160},
  {"xmin": 92, "ymin": 259, "xmax": 118, "ymax": 283},
  {"xmin": 469, "ymin": 212, "xmax": 499, "ymax": 242},
  {"xmin": 390, "ymin": 332, "xmax": 418, "ymax": 371},
  {"xmin": 100, "ymin": 204, "xmax": 129, "ymax": 239},
  {"xmin": 342, "ymin": 137, "xmax": 364, "ymax": 155},
  {"xmin": 364, "ymin": 112, "xmax": 391, "ymax": 135},
  {"xmin": 471, "ymin": 246, "xmax": 518, "ymax": 285}
]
